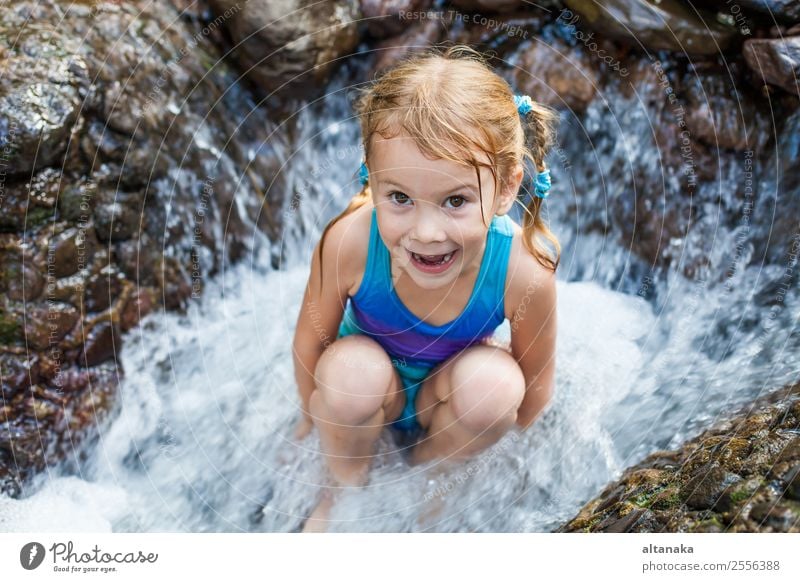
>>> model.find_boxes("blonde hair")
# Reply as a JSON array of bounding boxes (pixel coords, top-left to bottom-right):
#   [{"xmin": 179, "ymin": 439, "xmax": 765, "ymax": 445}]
[{"xmin": 318, "ymin": 44, "xmax": 560, "ymax": 284}]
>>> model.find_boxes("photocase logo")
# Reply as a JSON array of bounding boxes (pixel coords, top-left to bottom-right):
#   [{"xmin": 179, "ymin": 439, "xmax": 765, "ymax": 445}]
[{"xmin": 20, "ymin": 542, "xmax": 46, "ymax": 570}]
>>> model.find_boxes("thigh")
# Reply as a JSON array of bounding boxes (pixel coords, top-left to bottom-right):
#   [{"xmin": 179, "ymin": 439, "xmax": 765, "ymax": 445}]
[
  {"xmin": 329, "ymin": 330, "xmax": 406, "ymax": 425},
  {"xmin": 413, "ymin": 342, "xmax": 518, "ymax": 430}
]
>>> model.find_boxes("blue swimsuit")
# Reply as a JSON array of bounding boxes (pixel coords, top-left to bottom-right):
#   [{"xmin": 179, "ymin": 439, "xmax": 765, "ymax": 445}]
[{"xmin": 336, "ymin": 206, "xmax": 514, "ymax": 432}]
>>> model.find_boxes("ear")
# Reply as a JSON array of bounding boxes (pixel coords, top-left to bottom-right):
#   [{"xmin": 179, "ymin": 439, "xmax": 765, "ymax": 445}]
[{"xmin": 495, "ymin": 164, "xmax": 524, "ymax": 216}]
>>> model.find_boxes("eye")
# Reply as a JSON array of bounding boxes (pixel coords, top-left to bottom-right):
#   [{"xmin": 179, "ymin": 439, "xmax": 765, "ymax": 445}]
[
  {"xmin": 388, "ymin": 191, "xmax": 411, "ymax": 205},
  {"xmin": 446, "ymin": 195, "xmax": 467, "ymax": 209}
]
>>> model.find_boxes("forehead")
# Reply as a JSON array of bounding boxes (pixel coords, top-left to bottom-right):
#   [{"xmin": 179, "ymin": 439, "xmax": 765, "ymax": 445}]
[{"xmin": 370, "ymin": 132, "xmax": 492, "ymax": 186}]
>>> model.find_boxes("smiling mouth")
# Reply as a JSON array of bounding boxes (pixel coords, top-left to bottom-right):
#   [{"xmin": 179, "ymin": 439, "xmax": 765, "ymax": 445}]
[
  {"xmin": 406, "ymin": 248, "xmax": 459, "ymax": 274},
  {"xmin": 409, "ymin": 250, "xmax": 456, "ymax": 265}
]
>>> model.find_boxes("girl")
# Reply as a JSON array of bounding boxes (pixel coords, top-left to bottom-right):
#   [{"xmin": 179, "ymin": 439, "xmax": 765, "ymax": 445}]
[{"xmin": 292, "ymin": 45, "xmax": 559, "ymax": 531}]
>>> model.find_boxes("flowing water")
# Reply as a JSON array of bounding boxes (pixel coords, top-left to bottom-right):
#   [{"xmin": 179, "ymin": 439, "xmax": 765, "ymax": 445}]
[{"xmin": 1, "ymin": 63, "xmax": 798, "ymax": 533}]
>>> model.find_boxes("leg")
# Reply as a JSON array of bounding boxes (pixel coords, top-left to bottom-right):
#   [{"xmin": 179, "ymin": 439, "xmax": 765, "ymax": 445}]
[
  {"xmin": 410, "ymin": 345, "xmax": 525, "ymax": 466},
  {"xmin": 310, "ymin": 334, "xmax": 404, "ymax": 484},
  {"xmin": 303, "ymin": 335, "xmax": 404, "ymax": 531}
]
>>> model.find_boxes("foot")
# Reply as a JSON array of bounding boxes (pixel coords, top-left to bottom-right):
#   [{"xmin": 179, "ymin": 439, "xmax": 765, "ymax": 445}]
[
  {"xmin": 301, "ymin": 489, "xmax": 336, "ymax": 533},
  {"xmin": 416, "ymin": 492, "xmax": 446, "ymax": 530}
]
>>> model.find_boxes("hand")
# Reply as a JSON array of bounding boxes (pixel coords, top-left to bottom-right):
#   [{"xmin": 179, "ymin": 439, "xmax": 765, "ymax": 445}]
[{"xmin": 293, "ymin": 413, "xmax": 314, "ymax": 441}]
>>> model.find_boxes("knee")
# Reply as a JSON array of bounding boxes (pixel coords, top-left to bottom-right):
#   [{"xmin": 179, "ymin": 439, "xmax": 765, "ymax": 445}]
[
  {"xmin": 448, "ymin": 347, "xmax": 525, "ymax": 434},
  {"xmin": 313, "ymin": 335, "xmax": 396, "ymax": 425}
]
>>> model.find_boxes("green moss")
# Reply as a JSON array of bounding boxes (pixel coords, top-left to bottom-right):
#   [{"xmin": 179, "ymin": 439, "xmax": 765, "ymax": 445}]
[
  {"xmin": 729, "ymin": 487, "xmax": 753, "ymax": 505},
  {"xmin": 630, "ymin": 484, "xmax": 673, "ymax": 508},
  {"xmin": 0, "ymin": 313, "xmax": 19, "ymax": 344},
  {"xmin": 26, "ymin": 207, "xmax": 54, "ymax": 228},
  {"xmin": 583, "ymin": 515, "xmax": 602, "ymax": 532},
  {"xmin": 631, "ymin": 490, "xmax": 657, "ymax": 508}
]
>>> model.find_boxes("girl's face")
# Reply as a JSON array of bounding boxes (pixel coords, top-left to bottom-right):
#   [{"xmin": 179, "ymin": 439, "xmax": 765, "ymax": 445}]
[{"xmin": 369, "ymin": 132, "xmax": 520, "ymax": 292}]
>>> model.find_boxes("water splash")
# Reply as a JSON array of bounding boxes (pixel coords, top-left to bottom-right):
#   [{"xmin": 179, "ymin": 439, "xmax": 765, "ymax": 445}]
[{"xmin": 2, "ymin": 61, "xmax": 798, "ymax": 532}]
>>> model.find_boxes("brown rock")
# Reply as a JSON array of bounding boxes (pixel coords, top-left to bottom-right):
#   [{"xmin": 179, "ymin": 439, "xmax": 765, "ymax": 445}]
[
  {"xmin": 207, "ymin": 0, "xmax": 360, "ymax": 103},
  {"xmin": 120, "ymin": 288, "xmax": 155, "ymax": 332},
  {"xmin": 562, "ymin": 0, "xmax": 735, "ymax": 55},
  {"xmin": 0, "ymin": 354, "xmax": 39, "ymax": 396},
  {"xmin": 743, "ymin": 37, "xmax": 800, "ymax": 97},
  {"xmin": 83, "ymin": 267, "xmax": 124, "ymax": 313},
  {"xmin": 450, "ymin": 0, "xmax": 525, "ymax": 12},
  {"xmin": 513, "ymin": 38, "xmax": 599, "ymax": 113},
  {"xmin": 23, "ymin": 303, "xmax": 80, "ymax": 351},
  {"xmin": 361, "ymin": 0, "xmax": 434, "ymax": 39},
  {"xmin": 49, "ymin": 228, "xmax": 90, "ymax": 278},
  {"xmin": 372, "ymin": 19, "xmax": 446, "ymax": 74},
  {"xmin": 748, "ymin": 501, "xmax": 797, "ymax": 532},
  {"xmin": 683, "ymin": 465, "xmax": 742, "ymax": 511},
  {"xmin": 79, "ymin": 322, "xmax": 121, "ymax": 367}
]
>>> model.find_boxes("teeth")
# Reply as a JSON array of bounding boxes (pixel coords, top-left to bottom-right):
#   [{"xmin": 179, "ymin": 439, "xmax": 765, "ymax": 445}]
[{"xmin": 412, "ymin": 251, "xmax": 454, "ymax": 265}]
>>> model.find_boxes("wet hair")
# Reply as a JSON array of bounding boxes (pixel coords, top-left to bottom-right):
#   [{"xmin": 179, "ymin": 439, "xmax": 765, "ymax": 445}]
[{"xmin": 317, "ymin": 44, "xmax": 560, "ymax": 284}]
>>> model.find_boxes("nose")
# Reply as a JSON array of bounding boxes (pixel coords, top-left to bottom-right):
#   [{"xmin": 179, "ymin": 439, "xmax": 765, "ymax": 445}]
[{"xmin": 412, "ymin": 206, "xmax": 447, "ymax": 244}]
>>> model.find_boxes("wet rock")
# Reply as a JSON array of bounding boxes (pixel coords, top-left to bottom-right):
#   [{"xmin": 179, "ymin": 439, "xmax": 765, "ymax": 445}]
[
  {"xmin": 683, "ymin": 465, "xmax": 742, "ymax": 511},
  {"xmin": 22, "ymin": 303, "xmax": 80, "ymax": 351},
  {"xmin": 748, "ymin": 432, "xmax": 796, "ymax": 476},
  {"xmin": 450, "ymin": 0, "xmax": 526, "ymax": 12},
  {"xmin": 52, "ymin": 366, "xmax": 93, "ymax": 394},
  {"xmin": 749, "ymin": 108, "xmax": 800, "ymax": 265},
  {"xmin": 49, "ymin": 228, "xmax": 90, "ymax": 279},
  {"xmin": 208, "ymin": 0, "xmax": 360, "ymax": 103},
  {"xmin": 599, "ymin": 507, "xmax": 651, "ymax": 532},
  {"xmin": 373, "ymin": 18, "xmax": 446, "ymax": 73},
  {"xmin": 563, "ymin": 0, "xmax": 735, "ymax": 55},
  {"xmin": 79, "ymin": 322, "xmax": 120, "ymax": 367},
  {"xmin": 361, "ymin": 0, "xmax": 434, "ymax": 39},
  {"xmin": 512, "ymin": 37, "xmax": 599, "ymax": 113},
  {"xmin": 743, "ymin": 36, "xmax": 800, "ymax": 96},
  {"xmin": 694, "ymin": 0, "xmax": 800, "ymax": 25},
  {"xmin": 649, "ymin": 485, "xmax": 682, "ymax": 510},
  {"xmin": 0, "ymin": 169, "xmax": 63, "ymax": 232},
  {"xmin": 746, "ymin": 0, "xmax": 800, "ymax": 23},
  {"xmin": 83, "ymin": 267, "xmax": 125, "ymax": 313},
  {"xmin": 0, "ymin": 0, "xmax": 280, "ymax": 495},
  {"xmin": 113, "ymin": 236, "xmax": 158, "ymax": 287},
  {"xmin": 0, "ymin": 354, "xmax": 39, "ymax": 397},
  {"xmin": 556, "ymin": 382, "xmax": 800, "ymax": 532},
  {"xmin": 781, "ymin": 465, "xmax": 800, "ymax": 500},
  {"xmin": 58, "ymin": 178, "xmax": 97, "ymax": 224},
  {"xmin": 93, "ymin": 189, "xmax": 145, "ymax": 242},
  {"xmin": 171, "ymin": 0, "xmax": 214, "ymax": 21},
  {"xmin": 684, "ymin": 65, "xmax": 767, "ymax": 151},
  {"xmin": 119, "ymin": 288, "xmax": 155, "ymax": 332},
  {"xmin": 157, "ymin": 257, "xmax": 193, "ymax": 311},
  {"xmin": 748, "ymin": 501, "xmax": 797, "ymax": 532},
  {"xmin": 0, "ymin": 25, "xmax": 89, "ymax": 176},
  {"xmin": 1, "ymin": 251, "xmax": 44, "ymax": 302}
]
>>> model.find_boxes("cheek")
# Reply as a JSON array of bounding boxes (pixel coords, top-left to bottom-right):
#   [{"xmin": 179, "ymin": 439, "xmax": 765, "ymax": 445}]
[{"xmin": 377, "ymin": 220, "xmax": 404, "ymax": 245}]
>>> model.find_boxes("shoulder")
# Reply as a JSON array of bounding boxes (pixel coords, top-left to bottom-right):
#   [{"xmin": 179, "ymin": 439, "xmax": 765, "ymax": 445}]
[
  {"xmin": 320, "ymin": 198, "xmax": 373, "ymax": 298},
  {"xmin": 502, "ymin": 217, "xmax": 557, "ymax": 323}
]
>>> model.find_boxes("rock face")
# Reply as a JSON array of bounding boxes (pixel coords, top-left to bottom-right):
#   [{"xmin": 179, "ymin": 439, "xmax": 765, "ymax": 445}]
[
  {"xmin": 360, "ymin": 0, "xmax": 435, "ymax": 39},
  {"xmin": 208, "ymin": 0, "xmax": 361, "ymax": 105},
  {"xmin": 563, "ymin": 0, "xmax": 735, "ymax": 55},
  {"xmin": 743, "ymin": 36, "xmax": 800, "ymax": 97},
  {"xmin": 557, "ymin": 382, "xmax": 800, "ymax": 532},
  {"xmin": 0, "ymin": 0, "xmax": 281, "ymax": 496}
]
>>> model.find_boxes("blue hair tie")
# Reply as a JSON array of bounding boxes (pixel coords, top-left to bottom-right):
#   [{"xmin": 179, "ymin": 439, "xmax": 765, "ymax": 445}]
[
  {"xmin": 533, "ymin": 168, "xmax": 551, "ymax": 199},
  {"xmin": 359, "ymin": 161, "xmax": 369, "ymax": 186},
  {"xmin": 514, "ymin": 94, "xmax": 533, "ymax": 115}
]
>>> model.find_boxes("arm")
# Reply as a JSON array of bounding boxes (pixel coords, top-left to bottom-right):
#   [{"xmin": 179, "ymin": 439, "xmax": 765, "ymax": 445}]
[
  {"xmin": 508, "ymin": 262, "xmax": 558, "ymax": 430},
  {"xmin": 292, "ymin": 223, "xmax": 353, "ymax": 425}
]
